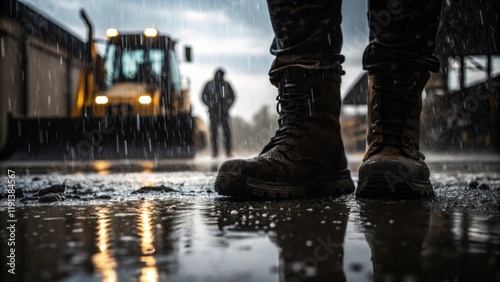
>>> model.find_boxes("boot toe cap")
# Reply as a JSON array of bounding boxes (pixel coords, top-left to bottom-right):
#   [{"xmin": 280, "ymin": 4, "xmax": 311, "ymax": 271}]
[
  {"xmin": 217, "ymin": 157, "xmax": 281, "ymax": 181},
  {"xmin": 359, "ymin": 155, "xmax": 430, "ymax": 181},
  {"xmin": 357, "ymin": 155, "xmax": 433, "ymax": 198}
]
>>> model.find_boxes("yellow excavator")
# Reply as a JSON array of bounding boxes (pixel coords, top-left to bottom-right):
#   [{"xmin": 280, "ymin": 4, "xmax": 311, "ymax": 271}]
[
  {"xmin": 75, "ymin": 14, "xmax": 194, "ymax": 119},
  {"xmin": 1, "ymin": 9, "xmax": 206, "ymax": 160}
]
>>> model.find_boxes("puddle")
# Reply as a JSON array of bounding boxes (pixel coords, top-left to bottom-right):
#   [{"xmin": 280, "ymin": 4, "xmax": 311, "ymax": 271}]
[
  {"xmin": 1, "ymin": 194, "xmax": 499, "ymax": 281},
  {"xmin": 0, "ymin": 157, "xmax": 499, "ymax": 281}
]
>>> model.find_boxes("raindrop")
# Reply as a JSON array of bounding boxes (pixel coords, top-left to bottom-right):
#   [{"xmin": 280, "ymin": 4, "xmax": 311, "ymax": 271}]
[
  {"xmin": 230, "ymin": 210, "xmax": 238, "ymax": 215},
  {"xmin": 308, "ymin": 99, "xmax": 312, "ymax": 116},
  {"xmin": 0, "ymin": 37, "xmax": 4, "ymax": 57}
]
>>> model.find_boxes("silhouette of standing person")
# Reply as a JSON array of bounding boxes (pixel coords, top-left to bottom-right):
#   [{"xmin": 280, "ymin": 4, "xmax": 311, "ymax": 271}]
[{"xmin": 202, "ymin": 68, "xmax": 236, "ymax": 157}]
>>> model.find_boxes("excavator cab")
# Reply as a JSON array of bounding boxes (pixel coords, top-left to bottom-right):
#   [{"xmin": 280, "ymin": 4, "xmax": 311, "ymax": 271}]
[{"xmin": 88, "ymin": 28, "xmax": 190, "ymax": 118}]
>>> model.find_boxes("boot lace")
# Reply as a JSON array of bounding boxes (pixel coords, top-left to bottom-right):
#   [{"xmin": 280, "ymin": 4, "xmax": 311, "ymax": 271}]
[
  {"xmin": 369, "ymin": 75, "xmax": 425, "ymax": 160},
  {"xmin": 262, "ymin": 80, "xmax": 312, "ymax": 152}
]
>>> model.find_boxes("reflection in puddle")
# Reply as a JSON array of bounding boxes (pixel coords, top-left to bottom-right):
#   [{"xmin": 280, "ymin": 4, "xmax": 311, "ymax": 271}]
[
  {"xmin": 0, "ymin": 197, "xmax": 499, "ymax": 282},
  {"xmin": 138, "ymin": 200, "xmax": 158, "ymax": 282},
  {"xmin": 139, "ymin": 161, "xmax": 156, "ymax": 174},
  {"xmin": 93, "ymin": 161, "xmax": 111, "ymax": 175},
  {"xmin": 92, "ymin": 207, "xmax": 117, "ymax": 282},
  {"xmin": 90, "ymin": 201, "xmax": 161, "ymax": 281}
]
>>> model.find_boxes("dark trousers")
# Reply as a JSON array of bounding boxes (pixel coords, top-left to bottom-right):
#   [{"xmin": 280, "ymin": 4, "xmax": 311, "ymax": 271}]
[
  {"xmin": 210, "ymin": 113, "xmax": 232, "ymax": 156},
  {"xmin": 266, "ymin": 0, "xmax": 442, "ymax": 80}
]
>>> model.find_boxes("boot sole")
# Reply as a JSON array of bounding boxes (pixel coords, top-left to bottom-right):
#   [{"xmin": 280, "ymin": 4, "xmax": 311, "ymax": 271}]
[
  {"xmin": 215, "ymin": 169, "xmax": 355, "ymax": 199},
  {"xmin": 356, "ymin": 171, "xmax": 434, "ymax": 199}
]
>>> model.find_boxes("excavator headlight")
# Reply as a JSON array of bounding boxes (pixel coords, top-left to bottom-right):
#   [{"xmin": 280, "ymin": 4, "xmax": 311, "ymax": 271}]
[
  {"xmin": 139, "ymin": 95, "xmax": 152, "ymax": 104},
  {"xmin": 95, "ymin": 96, "xmax": 109, "ymax": 104},
  {"xmin": 106, "ymin": 28, "xmax": 119, "ymax": 38},
  {"xmin": 144, "ymin": 28, "xmax": 158, "ymax": 37}
]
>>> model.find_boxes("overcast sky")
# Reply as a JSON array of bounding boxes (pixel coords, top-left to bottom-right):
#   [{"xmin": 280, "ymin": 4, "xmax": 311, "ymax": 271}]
[{"xmin": 21, "ymin": 0, "xmax": 369, "ymax": 123}]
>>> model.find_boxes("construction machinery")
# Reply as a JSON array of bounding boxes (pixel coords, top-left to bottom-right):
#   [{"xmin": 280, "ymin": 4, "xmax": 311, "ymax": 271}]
[{"xmin": 0, "ymin": 3, "xmax": 206, "ymax": 160}]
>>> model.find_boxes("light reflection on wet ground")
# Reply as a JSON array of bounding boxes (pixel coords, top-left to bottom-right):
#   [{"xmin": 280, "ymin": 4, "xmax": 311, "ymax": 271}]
[{"xmin": 0, "ymin": 154, "xmax": 499, "ymax": 281}]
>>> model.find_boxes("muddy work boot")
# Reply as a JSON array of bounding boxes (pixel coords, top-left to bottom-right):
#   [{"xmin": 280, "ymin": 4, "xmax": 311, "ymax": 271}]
[
  {"xmin": 215, "ymin": 68, "xmax": 354, "ymax": 199},
  {"xmin": 356, "ymin": 70, "xmax": 434, "ymax": 198}
]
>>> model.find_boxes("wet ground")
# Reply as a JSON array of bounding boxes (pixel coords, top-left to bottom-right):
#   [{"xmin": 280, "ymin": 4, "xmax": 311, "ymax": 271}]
[{"xmin": 0, "ymin": 154, "xmax": 499, "ymax": 282}]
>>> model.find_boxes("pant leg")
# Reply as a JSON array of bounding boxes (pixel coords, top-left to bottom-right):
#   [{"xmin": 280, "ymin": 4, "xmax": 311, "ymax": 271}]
[
  {"xmin": 210, "ymin": 114, "xmax": 219, "ymax": 156},
  {"xmin": 221, "ymin": 115, "xmax": 232, "ymax": 155},
  {"xmin": 267, "ymin": 0, "xmax": 344, "ymax": 83},
  {"xmin": 363, "ymin": 0, "xmax": 442, "ymax": 72}
]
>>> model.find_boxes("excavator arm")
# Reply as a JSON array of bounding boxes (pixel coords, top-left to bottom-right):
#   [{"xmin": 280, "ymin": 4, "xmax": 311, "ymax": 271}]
[{"xmin": 72, "ymin": 9, "xmax": 99, "ymax": 117}]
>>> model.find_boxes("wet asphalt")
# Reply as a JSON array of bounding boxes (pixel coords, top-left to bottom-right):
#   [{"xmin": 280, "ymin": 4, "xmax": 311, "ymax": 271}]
[{"xmin": 0, "ymin": 154, "xmax": 499, "ymax": 282}]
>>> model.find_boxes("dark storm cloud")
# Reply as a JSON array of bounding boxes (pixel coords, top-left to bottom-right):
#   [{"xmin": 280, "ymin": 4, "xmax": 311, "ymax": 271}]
[{"xmin": 21, "ymin": 0, "xmax": 367, "ymax": 74}]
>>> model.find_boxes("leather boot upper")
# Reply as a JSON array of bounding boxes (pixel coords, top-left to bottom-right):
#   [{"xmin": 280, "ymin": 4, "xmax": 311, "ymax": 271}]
[
  {"xmin": 364, "ymin": 70, "xmax": 430, "ymax": 162},
  {"xmin": 218, "ymin": 67, "xmax": 348, "ymax": 183}
]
